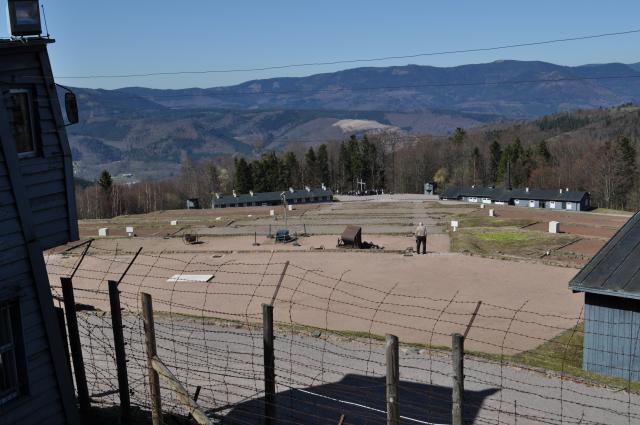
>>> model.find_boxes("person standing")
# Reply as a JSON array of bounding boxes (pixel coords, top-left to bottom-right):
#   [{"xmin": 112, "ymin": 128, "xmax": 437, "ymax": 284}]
[{"xmin": 415, "ymin": 222, "xmax": 427, "ymax": 255}]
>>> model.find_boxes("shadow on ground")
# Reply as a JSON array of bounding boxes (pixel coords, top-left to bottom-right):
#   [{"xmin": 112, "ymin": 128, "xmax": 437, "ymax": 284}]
[{"xmin": 220, "ymin": 374, "xmax": 499, "ymax": 424}]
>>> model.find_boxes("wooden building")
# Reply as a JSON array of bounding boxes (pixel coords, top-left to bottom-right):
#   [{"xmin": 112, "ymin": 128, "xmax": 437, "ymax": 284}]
[
  {"xmin": 441, "ymin": 186, "xmax": 590, "ymax": 211},
  {"xmin": 569, "ymin": 211, "xmax": 640, "ymax": 380},
  {"xmin": 212, "ymin": 186, "xmax": 333, "ymax": 209},
  {"xmin": 0, "ymin": 38, "xmax": 80, "ymax": 424}
]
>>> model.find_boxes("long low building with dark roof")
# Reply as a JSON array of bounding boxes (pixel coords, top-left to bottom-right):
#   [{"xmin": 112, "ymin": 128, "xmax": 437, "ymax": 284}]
[
  {"xmin": 212, "ymin": 186, "xmax": 334, "ymax": 208},
  {"xmin": 440, "ymin": 186, "xmax": 590, "ymax": 211}
]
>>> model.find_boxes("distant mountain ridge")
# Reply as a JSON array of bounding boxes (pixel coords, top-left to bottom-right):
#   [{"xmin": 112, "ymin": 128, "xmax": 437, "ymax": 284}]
[
  {"xmin": 65, "ymin": 59, "xmax": 640, "ymax": 179},
  {"xmin": 112, "ymin": 60, "xmax": 640, "ymax": 117}
]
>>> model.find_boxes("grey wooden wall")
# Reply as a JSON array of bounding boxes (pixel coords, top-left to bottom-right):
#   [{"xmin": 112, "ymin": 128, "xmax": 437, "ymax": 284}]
[
  {"xmin": 0, "ymin": 40, "xmax": 78, "ymax": 251},
  {"xmin": 583, "ymin": 293, "xmax": 640, "ymax": 380}
]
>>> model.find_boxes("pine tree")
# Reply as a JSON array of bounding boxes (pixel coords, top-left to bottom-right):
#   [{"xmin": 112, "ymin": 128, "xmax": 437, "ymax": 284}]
[
  {"xmin": 489, "ymin": 140, "xmax": 502, "ymax": 184},
  {"xmin": 316, "ymin": 144, "xmax": 331, "ymax": 187},
  {"xmin": 613, "ymin": 136, "xmax": 637, "ymax": 208},
  {"xmin": 97, "ymin": 169, "xmax": 113, "ymax": 218},
  {"xmin": 537, "ymin": 140, "xmax": 552, "ymax": 164},
  {"xmin": 304, "ymin": 147, "xmax": 318, "ymax": 186},
  {"xmin": 97, "ymin": 169, "xmax": 113, "ymax": 193},
  {"xmin": 449, "ymin": 127, "xmax": 466, "ymax": 145},
  {"xmin": 281, "ymin": 152, "xmax": 301, "ymax": 188},
  {"xmin": 234, "ymin": 157, "xmax": 253, "ymax": 193}
]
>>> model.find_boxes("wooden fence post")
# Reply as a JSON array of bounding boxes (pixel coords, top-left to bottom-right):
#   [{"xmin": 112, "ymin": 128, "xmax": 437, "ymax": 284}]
[
  {"xmin": 386, "ymin": 334, "xmax": 399, "ymax": 425},
  {"xmin": 452, "ymin": 333, "xmax": 464, "ymax": 425},
  {"xmin": 60, "ymin": 277, "xmax": 90, "ymax": 416},
  {"xmin": 141, "ymin": 292, "xmax": 162, "ymax": 425},
  {"xmin": 108, "ymin": 280, "xmax": 130, "ymax": 424},
  {"xmin": 263, "ymin": 303, "xmax": 276, "ymax": 425}
]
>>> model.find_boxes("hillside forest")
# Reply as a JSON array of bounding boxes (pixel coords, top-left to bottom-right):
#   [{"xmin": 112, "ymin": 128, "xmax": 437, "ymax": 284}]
[{"xmin": 74, "ymin": 105, "xmax": 640, "ymax": 219}]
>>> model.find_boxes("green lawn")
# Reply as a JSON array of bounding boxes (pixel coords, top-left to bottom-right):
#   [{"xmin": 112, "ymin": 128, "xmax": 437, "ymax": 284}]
[{"xmin": 451, "ymin": 227, "xmax": 576, "ymax": 258}]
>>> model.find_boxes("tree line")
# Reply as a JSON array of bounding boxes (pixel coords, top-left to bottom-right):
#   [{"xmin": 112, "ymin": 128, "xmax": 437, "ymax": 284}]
[{"xmin": 76, "ymin": 108, "xmax": 640, "ymax": 219}]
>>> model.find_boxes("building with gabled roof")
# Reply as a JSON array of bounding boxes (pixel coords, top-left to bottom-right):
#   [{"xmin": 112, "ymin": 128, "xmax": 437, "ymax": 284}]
[
  {"xmin": 212, "ymin": 186, "xmax": 333, "ymax": 209},
  {"xmin": 569, "ymin": 211, "xmax": 640, "ymax": 379},
  {"xmin": 440, "ymin": 186, "xmax": 590, "ymax": 211}
]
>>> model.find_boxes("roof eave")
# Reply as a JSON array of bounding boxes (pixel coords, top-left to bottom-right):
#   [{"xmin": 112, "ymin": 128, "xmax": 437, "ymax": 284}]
[{"xmin": 568, "ymin": 284, "xmax": 640, "ymax": 301}]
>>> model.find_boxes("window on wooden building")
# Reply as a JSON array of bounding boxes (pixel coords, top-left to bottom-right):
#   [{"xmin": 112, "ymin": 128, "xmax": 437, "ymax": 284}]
[
  {"xmin": 6, "ymin": 89, "xmax": 37, "ymax": 157},
  {"xmin": 0, "ymin": 300, "xmax": 26, "ymax": 405}
]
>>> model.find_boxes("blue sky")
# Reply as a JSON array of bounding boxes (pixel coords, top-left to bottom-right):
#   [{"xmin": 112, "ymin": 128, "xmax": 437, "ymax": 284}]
[{"xmin": 4, "ymin": 0, "xmax": 640, "ymax": 89}]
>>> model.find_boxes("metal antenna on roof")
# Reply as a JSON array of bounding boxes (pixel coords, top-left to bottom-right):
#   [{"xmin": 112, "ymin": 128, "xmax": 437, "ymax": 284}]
[{"xmin": 41, "ymin": 4, "xmax": 50, "ymax": 38}]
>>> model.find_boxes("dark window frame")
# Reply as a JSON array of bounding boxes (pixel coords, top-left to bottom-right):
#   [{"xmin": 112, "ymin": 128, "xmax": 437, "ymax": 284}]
[
  {"xmin": 4, "ymin": 87, "xmax": 41, "ymax": 159},
  {"xmin": 0, "ymin": 299, "xmax": 28, "ymax": 406}
]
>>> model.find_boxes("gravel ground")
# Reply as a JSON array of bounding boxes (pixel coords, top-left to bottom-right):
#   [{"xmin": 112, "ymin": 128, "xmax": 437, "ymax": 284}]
[{"xmin": 79, "ymin": 312, "xmax": 639, "ymax": 425}]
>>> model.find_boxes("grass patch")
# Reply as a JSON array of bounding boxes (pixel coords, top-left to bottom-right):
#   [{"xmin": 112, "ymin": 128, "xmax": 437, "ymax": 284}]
[
  {"xmin": 476, "ymin": 230, "xmax": 538, "ymax": 242},
  {"xmin": 451, "ymin": 227, "xmax": 575, "ymax": 258},
  {"xmin": 509, "ymin": 323, "xmax": 640, "ymax": 392},
  {"xmin": 590, "ymin": 208, "xmax": 633, "ymax": 216},
  {"xmin": 454, "ymin": 216, "xmax": 534, "ymax": 229}
]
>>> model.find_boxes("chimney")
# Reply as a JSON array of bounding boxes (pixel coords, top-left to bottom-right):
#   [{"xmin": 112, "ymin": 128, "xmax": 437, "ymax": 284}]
[
  {"xmin": 525, "ymin": 187, "xmax": 529, "ymax": 193},
  {"xmin": 566, "ymin": 187, "xmax": 569, "ymax": 192},
  {"xmin": 249, "ymin": 190, "xmax": 254, "ymax": 197},
  {"xmin": 505, "ymin": 160, "xmax": 512, "ymax": 190},
  {"xmin": 215, "ymin": 193, "xmax": 220, "ymax": 199},
  {"xmin": 289, "ymin": 187, "xmax": 294, "ymax": 193},
  {"xmin": 321, "ymin": 183, "xmax": 326, "ymax": 191},
  {"xmin": 559, "ymin": 188, "xmax": 563, "ymax": 194},
  {"xmin": 305, "ymin": 186, "xmax": 311, "ymax": 192},
  {"xmin": 232, "ymin": 190, "xmax": 237, "ymax": 197}
]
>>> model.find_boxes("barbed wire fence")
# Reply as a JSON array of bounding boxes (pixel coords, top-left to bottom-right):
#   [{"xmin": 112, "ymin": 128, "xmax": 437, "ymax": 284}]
[{"xmin": 44, "ymin": 244, "xmax": 640, "ymax": 424}]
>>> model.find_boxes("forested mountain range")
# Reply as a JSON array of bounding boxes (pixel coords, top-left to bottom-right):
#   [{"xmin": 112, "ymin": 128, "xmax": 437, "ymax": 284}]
[{"xmin": 65, "ymin": 59, "xmax": 640, "ymax": 178}]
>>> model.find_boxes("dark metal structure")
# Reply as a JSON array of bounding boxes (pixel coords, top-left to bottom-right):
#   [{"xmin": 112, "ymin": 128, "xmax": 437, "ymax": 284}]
[
  {"xmin": 570, "ymin": 211, "xmax": 640, "ymax": 379},
  {"xmin": 275, "ymin": 229, "xmax": 292, "ymax": 243},
  {"xmin": 339, "ymin": 225, "xmax": 362, "ymax": 249}
]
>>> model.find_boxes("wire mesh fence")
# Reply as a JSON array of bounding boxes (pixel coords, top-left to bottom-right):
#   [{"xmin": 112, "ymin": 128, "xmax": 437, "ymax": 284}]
[{"xmin": 45, "ymin": 244, "xmax": 640, "ymax": 424}]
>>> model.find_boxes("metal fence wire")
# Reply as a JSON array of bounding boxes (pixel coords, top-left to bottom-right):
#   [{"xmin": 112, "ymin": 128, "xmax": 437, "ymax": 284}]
[{"xmin": 45, "ymin": 245, "xmax": 640, "ymax": 425}]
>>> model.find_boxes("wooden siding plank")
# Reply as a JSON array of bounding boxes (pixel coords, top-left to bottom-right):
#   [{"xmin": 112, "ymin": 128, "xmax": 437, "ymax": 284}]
[
  {"xmin": 0, "ymin": 258, "xmax": 33, "ymax": 282},
  {"xmin": 0, "ymin": 217, "xmax": 22, "ymax": 235},
  {"xmin": 0, "ymin": 244, "xmax": 29, "ymax": 267},
  {"xmin": 18, "ymin": 157, "xmax": 64, "ymax": 176},
  {"xmin": 0, "ymin": 187, "xmax": 14, "ymax": 203},
  {"xmin": 0, "ymin": 175, "xmax": 12, "ymax": 191},
  {"xmin": 0, "ymin": 52, "xmax": 40, "ymax": 72},
  {"xmin": 26, "ymin": 179, "xmax": 66, "ymax": 199},
  {"xmin": 22, "ymin": 166, "xmax": 64, "ymax": 186},
  {"xmin": 0, "ymin": 202, "xmax": 19, "ymax": 221},
  {"xmin": 31, "ymin": 194, "xmax": 68, "ymax": 213},
  {"xmin": 2, "ymin": 389, "xmax": 63, "ymax": 425}
]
